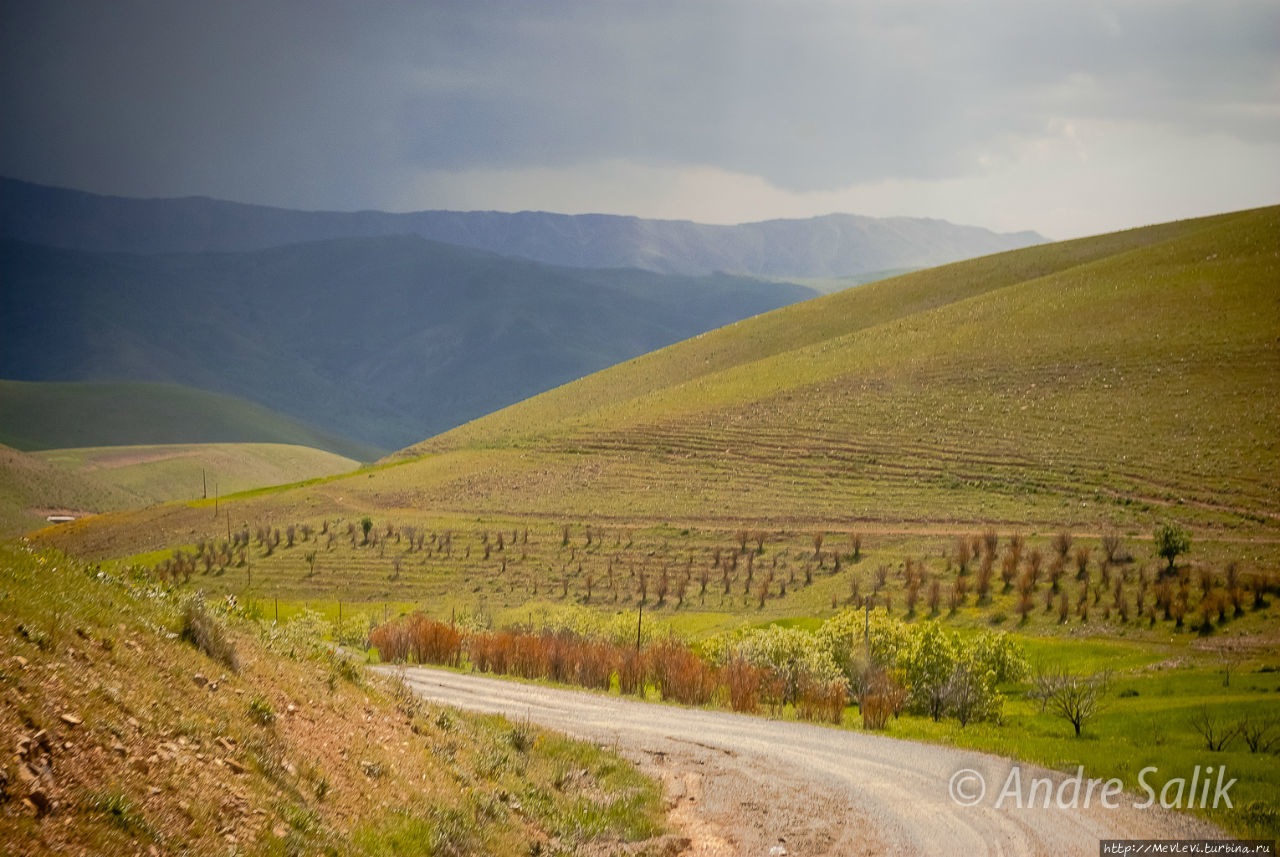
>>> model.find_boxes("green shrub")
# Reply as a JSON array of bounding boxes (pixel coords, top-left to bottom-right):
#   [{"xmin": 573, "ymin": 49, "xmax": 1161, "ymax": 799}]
[{"xmin": 247, "ymin": 694, "xmax": 276, "ymax": 726}]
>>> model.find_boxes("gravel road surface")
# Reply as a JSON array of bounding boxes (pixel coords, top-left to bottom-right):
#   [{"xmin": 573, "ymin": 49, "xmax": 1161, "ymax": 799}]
[{"xmin": 381, "ymin": 666, "xmax": 1226, "ymax": 856}]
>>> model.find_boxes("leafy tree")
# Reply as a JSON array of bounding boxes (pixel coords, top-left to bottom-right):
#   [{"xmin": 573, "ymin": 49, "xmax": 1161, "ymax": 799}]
[
  {"xmin": 361, "ymin": 516, "xmax": 373, "ymax": 545},
  {"xmin": 734, "ymin": 625, "xmax": 842, "ymax": 705},
  {"xmin": 1154, "ymin": 522, "xmax": 1191, "ymax": 574},
  {"xmin": 941, "ymin": 661, "xmax": 997, "ymax": 726},
  {"xmin": 899, "ymin": 621, "xmax": 957, "ymax": 721},
  {"xmin": 817, "ymin": 607, "xmax": 907, "ymax": 693}
]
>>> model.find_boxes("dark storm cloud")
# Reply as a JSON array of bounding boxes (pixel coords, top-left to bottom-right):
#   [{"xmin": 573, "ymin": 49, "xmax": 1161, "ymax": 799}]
[{"xmin": 1, "ymin": 0, "xmax": 1275, "ymax": 209}]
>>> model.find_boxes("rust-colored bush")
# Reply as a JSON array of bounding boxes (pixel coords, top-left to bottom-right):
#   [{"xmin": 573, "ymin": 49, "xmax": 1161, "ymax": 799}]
[
  {"xmin": 858, "ymin": 670, "xmax": 905, "ymax": 730},
  {"xmin": 647, "ymin": 639, "xmax": 717, "ymax": 705},
  {"xmin": 722, "ymin": 658, "xmax": 764, "ymax": 713},
  {"xmin": 618, "ymin": 649, "xmax": 647, "ymax": 696},
  {"xmin": 370, "ymin": 613, "xmax": 462, "ymax": 667},
  {"xmin": 797, "ymin": 675, "xmax": 847, "ymax": 723}
]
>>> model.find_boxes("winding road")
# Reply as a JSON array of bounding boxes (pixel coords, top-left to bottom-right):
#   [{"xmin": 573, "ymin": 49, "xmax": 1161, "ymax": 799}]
[{"xmin": 380, "ymin": 666, "xmax": 1225, "ymax": 856}]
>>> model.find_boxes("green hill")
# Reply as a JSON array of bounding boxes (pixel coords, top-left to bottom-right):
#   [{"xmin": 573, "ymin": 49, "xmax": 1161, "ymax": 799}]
[
  {"xmin": 0, "ymin": 439, "xmax": 360, "ymax": 538},
  {"xmin": 391, "ymin": 205, "xmax": 1279, "ymax": 531},
  {"xmin": 35, "ymin": 443, "xmax": 359, "ymax": 506},
  {"xmin": 27, "ymin": 207, "xmax": 1280, "ymax": 564},
  {"xmin": 0, "ymin": 380, "xmax": 382, "ymax": 461},
  {"xmin": 0, "ymin": 235, "xmax": 815, "ymax": 449},
  {"xmin": 0, "ymin": 443, "xmax": 139, "ymax": 537}
]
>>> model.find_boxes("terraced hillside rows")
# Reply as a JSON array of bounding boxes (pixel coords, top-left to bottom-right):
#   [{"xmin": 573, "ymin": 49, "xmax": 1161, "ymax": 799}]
[
  {"xmin": 28, "ymin": 208, "xmax": 1280, "ymax": 571},
  {"xmin": 390, "ymin": 206, "xmax": 1279, "ymax": 532}
]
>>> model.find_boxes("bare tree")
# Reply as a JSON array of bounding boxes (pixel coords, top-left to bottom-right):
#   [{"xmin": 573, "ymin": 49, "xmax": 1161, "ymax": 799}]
[
  {"xmin": 1030, "ymin": 668, "xmax": 1111, "ymax": 737},
  {"xmin": 1189, "ymin": 708, "xmax": 1239, "ymax": 752}
]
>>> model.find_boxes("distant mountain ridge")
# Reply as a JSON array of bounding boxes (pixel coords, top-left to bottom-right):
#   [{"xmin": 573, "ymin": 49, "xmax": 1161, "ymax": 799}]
[
  {"xmin": 0, "ymin": 235, "xmax": 815, "ymax": 449},
  {"xmin": 0, "ymin": 177, "xmax": 1045, "ymax": 278}
]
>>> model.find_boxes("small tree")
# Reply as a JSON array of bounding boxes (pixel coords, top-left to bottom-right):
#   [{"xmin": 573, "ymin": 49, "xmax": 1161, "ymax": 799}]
[
  {"xmin": 361, "ymin": 516, "xmax": 373, "ymax": 545},
  {"xmin": 899, "ymin": 621, "xmax": 956, "ymax": 721},
  {"xmin": 1189, "ymin": 708, "xmax": 1239, "ymax": 752},
  {"xmin": 942, "ymin": 662, "xmax": 993, "ymax": 727},
  {"xmin": 1154, "ymin": 522, "xmax": 1191, "ymax": 575},
  {"xmin": 1030, "ymin": 668, "xmax": 1110, "ymax": 737}
]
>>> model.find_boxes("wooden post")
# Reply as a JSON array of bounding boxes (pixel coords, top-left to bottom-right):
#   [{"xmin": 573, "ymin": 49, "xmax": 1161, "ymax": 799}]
[
  {"xmin": 636, "ymin": 601, "xmax": 643, "ymax": 654},
  {"xmin": 864, "ymin": 601, "xmax": 870, "ymax": 661}
]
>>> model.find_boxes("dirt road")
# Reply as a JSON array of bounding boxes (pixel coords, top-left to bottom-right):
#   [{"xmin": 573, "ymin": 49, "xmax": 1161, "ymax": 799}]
[{"xmin": 381, "ymin": 666, "xmax": 1224, "ymax": 856}]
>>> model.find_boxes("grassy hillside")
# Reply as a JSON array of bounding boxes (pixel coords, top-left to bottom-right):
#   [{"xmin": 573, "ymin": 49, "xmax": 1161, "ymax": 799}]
[
  {"xmin": 0, "ymin": 441, "xmax": 360, "ymax": 540},
  {"xmin": 34, "ymin": 443, "xmax": 359, "ymax": 507},
  {"xmin": 388, "ymin": 207, "xmax": 1278, "ymax": 530},
  {"xmin": 0, "ymin": 444, "xmax": 139, "ymax": 538},
  {"xmin": 0, "ymin": 541, "xmax": 671, "ymax": 854},
  {"xmin": 27, "ymin": 208, "xmax": 1279, "ymax": 565},
  {"xmin": 0, "ymin": 380, "xmax": 382, "ymax": 461},
  {"xmin": 0, "ymin": 235, "xmax": 815, "ymax": 449}
]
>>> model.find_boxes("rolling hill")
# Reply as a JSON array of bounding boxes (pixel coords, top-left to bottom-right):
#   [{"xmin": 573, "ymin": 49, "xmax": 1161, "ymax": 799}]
[
  {"xmin": 0, "ymin": 237, "xmax": 814, "ymax": 449},
  {"xmin": 28, "ymin": 206, "xmax": 1280, "ymax": 566},
  {"xmin": 34, "ymin": 442, "xmax": 359, "ymax": 506},
  {"xmin": 393, "ymin": 206, "xmax": 1279, "ymax": 530},
  {"xmin": 0, "ymin": 380, "xmax": 381, "ymax": 460},
  {"xmin": 0, "ymin": 443, "xmax": 138, "ymax": 537},
  {"xmin": 0, "ymin": 439, "xmax": 360, "ymax": 538},
  {"xmin": 0, "ymin": 176, "xmax": 1045, "ymax": 277}
]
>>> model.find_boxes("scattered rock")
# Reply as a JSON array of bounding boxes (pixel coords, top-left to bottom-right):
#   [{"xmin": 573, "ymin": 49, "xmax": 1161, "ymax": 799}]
[
  {"xmin": 12, "ymin": 655, "xmax": 28, "ymax": 669},
  {"xmin": 15, "ymin": 736, "xmax": 31, "ymax": 757},
  {"xmin": 216, "ymin": 736, "xmax": 236, "ymax": 753},
  {"xmin": 32, "ymin": 729, "xmax": 50, "ymax": 751},
  {"xmin": 285, "ymin": 703, "xmax": 298, "ymax": 715},
  {"xmin": 58, "ymin": 712, "xmax": 82, "ymax": 727},
  {"xmin": 23, "ymin": 790, "xmax": 51, "ymax": 817},
  {"xmin": 192, "ymin": 674, "xmax": 209, "ymax": 688},
  {"xmin": 272, "ymin": 822, "xmax": 290, "ymax": 838},
  {"xmin": 148, "ymin": 845, "xmax": 159, "ymax": 857},
  {"xmin": 225, "ymin": 758, "xmax": 247, "ymax": 775},
  {"xmin": 109, "ymin": 739, "xmax": 127, "ymax": 756},
  {"xmin": 127, "ymin": 716, "xmax": 141, "ymax": 729}
]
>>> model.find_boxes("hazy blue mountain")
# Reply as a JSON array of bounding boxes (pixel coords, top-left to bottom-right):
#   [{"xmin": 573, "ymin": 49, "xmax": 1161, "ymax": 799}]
[
  {"xmin": 0, "ymin": 236, "xmax": 816, "ymax": 449},
  {"xmin": 0, "ymin": 177, "xmax": 1045, "ymax": 277}
]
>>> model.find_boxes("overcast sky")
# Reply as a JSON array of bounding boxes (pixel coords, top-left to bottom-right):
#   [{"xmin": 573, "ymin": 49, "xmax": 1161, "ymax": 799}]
[{"xmin": 2, "ymin": 1, "xmax": 1276, "ymax": 239}]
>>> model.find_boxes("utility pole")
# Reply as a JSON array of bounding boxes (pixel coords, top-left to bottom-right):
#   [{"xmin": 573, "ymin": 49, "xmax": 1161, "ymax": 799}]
[
  {"xmin": 202, "ymin": 468, "xmax": 207, "ymax": 499},
  {"xmin": 636, "ymin": 601, "xmax": 643, "ymax": 654},
  {"xmin": 864, "ymin": 601, "xmax": 870, "ymax": 661}
]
